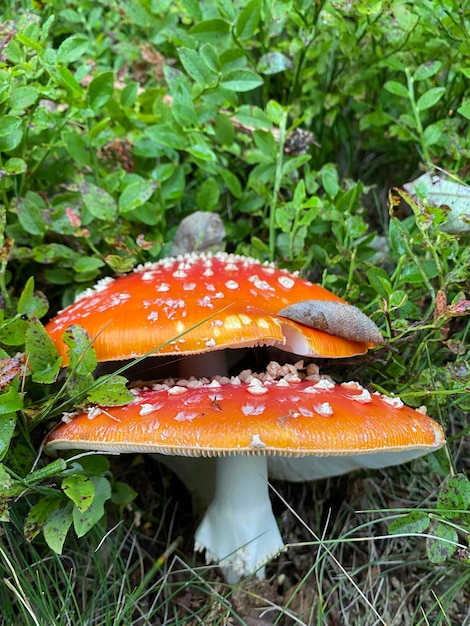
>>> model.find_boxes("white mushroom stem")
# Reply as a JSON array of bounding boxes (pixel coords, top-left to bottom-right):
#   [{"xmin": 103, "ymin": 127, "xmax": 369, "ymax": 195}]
[{"xmin": 194, "ymin": 455, "xmax": 284, "ymax": 584}]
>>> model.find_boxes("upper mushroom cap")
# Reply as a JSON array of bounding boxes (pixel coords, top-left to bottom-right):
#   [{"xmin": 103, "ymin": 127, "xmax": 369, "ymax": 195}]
[
  {"xmin": 45, "ymin": 252, "xmax": 379, "ymax": 364},
  {"xmin": 45, "ymin": 374, "xmax": 445, "ymax": 456}
]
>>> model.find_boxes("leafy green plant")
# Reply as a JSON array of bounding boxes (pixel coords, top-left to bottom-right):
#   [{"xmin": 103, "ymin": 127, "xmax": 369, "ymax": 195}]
[{"xmin": 389, "ymin": 473, "xmax": 470, "ymax": 565}]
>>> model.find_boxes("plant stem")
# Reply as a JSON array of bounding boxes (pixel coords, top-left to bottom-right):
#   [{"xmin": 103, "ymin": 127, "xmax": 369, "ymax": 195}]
[
  {"xmin": 405, "ymin": 68, "xmax": 431, "ymax": 165},
  {"xmin": 269, "ymin": 110, "xmax": 287, "ymax": 261}
]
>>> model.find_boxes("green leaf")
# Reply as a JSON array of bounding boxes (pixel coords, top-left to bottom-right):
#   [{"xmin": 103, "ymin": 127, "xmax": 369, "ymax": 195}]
[
  {"xmin": 75, "ymin": 455, "xmax": 110, "ymax": 476},
  {"xmin": 282, "ymin": 154, "xmax": 311, "ymax": 177},
  {"xmin": 87, "ymin": 375, "xmax": 134, "ymax": 406},
  {"xmin": 16, "ymin": 192, "xmax": 47, "ymax": 235},
  {"xmin": 73, "ymin": 476, "xmax": 111, "ymax": 538},
  {"xmin": 388, "ymin": 510, "xmax": 430, "ymax": 535},
  {"xmin": 55, "ymin": 65, "xmax": 83, "ymax": 94},
  {"xmin": 414, "ymin": 61, "xmax": 442, "ymax": 82},
  {"xmin": 88, "ymin": 71, "xmax": 115, "ymax": 110},
  {"xmin": 400, "ymin": 260, "xmax": 438, "ymax": 283},
  {"xmin": 384, "ymin": 80, "xmax": 409, "ymax": 99},
  {"xmin": 388, "ymin": 217, "xmax": 408, "ymax": 255},
  {"xmin": 62, "ymin": 474, "xmax": 95, "ymax": 513},
  {"xmin": 235, "ymin": 105, "xmax": 272, "ymax": 129},
  {"xmin": 200, "ymin": 43, "xmax": 221, "ymax": 73},
  {"xmin": 178, "ymin": 47, "xmax": 213, "ymax": 84},
  {"xmin": 8, "ymin": 85, "xmax": 38, "ymax": 110},
  {"xmin": 221, "ymin": 70, "xmax": 263, "ymax": 92},
  {"xmin": 0, "ymin": 115, "xmax": 22, "ymax": 137},
  {"xmin": 15, "ymin": 33, "xmax": 43, "ymax": 53},
  {"xmin": 17, "ymin": 277, "xmax": 35, "ymax": 317},
  {"xmin": 62, "ymin": 325, "xmax": 97, "ymax": 375},
  {"xmin": 0, "ymin": 463, "xmax": 12, "ymax": 495},
  {"xmin": 4, "ymin": 157, "xmax": 27, "ymax": 175},
  {"xmin": 111, "ymin": 481, "xmax": 137, "ymax": 506},
  {"xmin": 24, "ymin": 496, "xmax": 64, "ymax": 543},
  {"xmin": 79, "ymin": 181, "xmax": 118, "ymax": 221},
  {"xmin": 120, "ymin": 81, "xmax": 139, "ymax": 108},
  {"xmin": 423, "ymin": 123, "xmax": 442, "ymax": 146},
  {"xmin": 196, "ymin": 178, "xmax": 220, "ymax": 211},
  {"xmin": 74, "ymin": 257, "xmax": 105, "ymax": 273},
  {"xmin": 187, "ymin": 143, "xmax": 217, "ymax": 162},
  {"xmin": 220, "ymin": 169, "xmax": 242, "ymax": 198},
  {"xmin": 367, "ymin": 267, "xmax": 392, "ymax": 296},
  {"xmin": 257, "ymin": 52, "xmax": 293, "ymax": 75},
  {"xmin": 119, "ymin": 180, "xmax": 156, "ymax": 214},
  {"xmin": 417, "ymin": 87, "xmax": 445, "ymax": 111},
  {"xmin": 359, "ymin": 110, "xmax": 393, "ymax": 130},
  {"xmin": 0, "ymin": 386, "xmax": 23, "ymax": 414},
  {"xmin": 457, "ymin": 103, "xmax": 470, "ymax": 120},
  {"xmin": 388, "ymin": 290, "xmax": 408, "ymax": 309},
  {"xmin": 437, "ymin": 473, "xmax": 470, "ymax": 518},
  {"xmin": 146, "ymin": 125, "xmax": 189, "ymax": 151},
  {"xmin": 236, "ymin": 0, "xmax": 261, "ymax": 39},
  {"xmin": 122, "ymin": 0, "xmax": 156, "ymax": 27},
  {"xmin": 57, "ymin": 34, "xmax": 89, "ymax": 65},
  {"xmin": 17, "ymin": 277, "xmax": 48, "ymax": 319},
  {"xmin": 275, "ymin": 206, "xmax": 294, "ymax": 231},
  {"xmin": 266, "ymin": 100, "xmax": 285, "ymax": 126},
  {"xmin": 321, "ymin": 163, "xmax": 339, "ymax": 198},
  {"xmin": 62, "ymin": 131, "xmax": 92, "ymax": 167},
  {"xmin": 0, "ymin": 414, "xmax": 16, "ymax": 461},
  {"xmin": 0, "ymin": 318, "xmax": 28, "ymax": 346},
  {"xmin": 0, "ymin": 129, "xmax": 22, "ymax": 153},
  {"xmin": 25, "ymin": 318, "xmax": 62, "ymax": 384},
  {"xmin": 426, "ymin": 521, "xmax": 458, "ymax": 564},
  {"xmin": 189, "ymin": 19, "xmax": 231, "ymax": 44},
  {"xmin": 253, "ymin": 130, "xmax": 277, "ymax": 159},
  {"xmin": 43, "ymin": 506, "xmax": 74, "ymax": 554}
]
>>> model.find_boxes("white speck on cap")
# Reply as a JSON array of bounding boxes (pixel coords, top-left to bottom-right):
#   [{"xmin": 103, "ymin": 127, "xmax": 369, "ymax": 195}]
[
  {"xmin": 313, "ymin": 378, "xmax": 335, "ymax": 391},
  {"xmin": 141, "ymin": 271, "xmax": 156, "ymax": 281},
  {"xmin": 198, "ymin": 296, "xmax": 214, "ymax": 308},
  {"xmin": 242, "ymin": 403, "xmax": 266, "ymax": 416},
  {"xmin": 277, "ymin": 275, "xmax": 295, "ymax": 289},
  {"xmin": 87, "ymin": 407, "xmax": 103, "ymax": 420},
  {"xmin": 250, "ymin": 434, "xmax": 267, "ymax": 449},
  {"xmin": 168, "ymin": 386, "xmax": 188, "ymax": 395},
  {"xmin": 174, "ymin": 411, "xmax": 198, "ymax": 422},
  {"xmin": 314, "ymin": 402, "xmax": 334, "ymax": 416},
  {"xmin": 139, "ymin": 403, "xmax": 164, "ymax": 416},
  {"xmin": 247, "ymin": 380, "xmax": 269, "ymax": 395},
  {"xmin": 351, "ymin": 389, "xmax": 372, "ymax": 403},
  {"xmin": 341, "ymin": 381, "xmax": 363, "ymax": 391},
  {"xmin": 380, "ymin": 395, "xmax": 404, "ymax": 409}
]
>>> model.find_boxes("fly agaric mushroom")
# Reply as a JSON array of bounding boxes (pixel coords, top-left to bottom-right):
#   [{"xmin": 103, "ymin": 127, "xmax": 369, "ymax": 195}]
[
  {"xmin": 44, "ymin": 364, "xmax": 445, "ymax": 583},
  {"xmin": 44, "ymin": 251, "xmax": 444, "ymax": 582},
  {"xmin": 45, "ymin": 252, "xmax": 384, "ymax": 365}
]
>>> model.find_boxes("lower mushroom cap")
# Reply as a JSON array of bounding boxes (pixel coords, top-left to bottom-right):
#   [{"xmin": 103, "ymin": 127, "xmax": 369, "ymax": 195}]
[{"xmin": 45, "ymin": 375, "xmax": 445, "ymax": 457}]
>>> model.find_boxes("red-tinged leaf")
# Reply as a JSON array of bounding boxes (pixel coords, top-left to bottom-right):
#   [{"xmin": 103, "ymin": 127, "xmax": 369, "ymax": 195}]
[
  {"xmin": 446, "ymin": 300, "xmax": 470, "ymax": 317},
  {"xmin": 0, "ymin": 358, "xmax": 23, "ymax": 390}
]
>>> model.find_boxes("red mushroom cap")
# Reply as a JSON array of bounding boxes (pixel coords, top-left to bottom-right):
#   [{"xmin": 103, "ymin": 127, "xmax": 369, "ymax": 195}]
[
  {"xmin": 46, "ymin": 252, "xmax": 379, "ymax": 364},
  {"xmin": 45, "ymin": 375, "xmax": 444, "ymax": 456}
]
